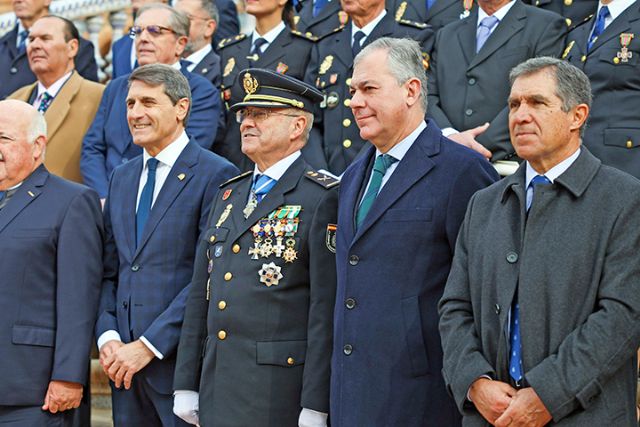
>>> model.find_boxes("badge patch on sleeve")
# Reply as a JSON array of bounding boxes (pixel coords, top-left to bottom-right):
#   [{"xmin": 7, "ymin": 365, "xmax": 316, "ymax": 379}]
[{"xmin": 326, "ymin": 224, "xmax": 337, "ymax": 253}]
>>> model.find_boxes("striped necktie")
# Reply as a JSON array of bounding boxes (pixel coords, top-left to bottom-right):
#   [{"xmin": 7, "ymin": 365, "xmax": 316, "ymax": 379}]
[
  {"xmin": 243, "ymin": 174, "xmax": 277, "ymax": 218},
  {"xmin": 38, "ymin": 92, "xmax": 54, "ymax": 113}
]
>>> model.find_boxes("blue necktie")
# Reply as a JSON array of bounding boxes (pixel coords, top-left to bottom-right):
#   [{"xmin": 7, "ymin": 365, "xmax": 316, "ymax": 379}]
[
  {"xmin": 425, "ymin": 0, "xmax": 435, "ymax": 11},
  {"xmin": 356, "ymin": 154, "xmax": 397, "ymax": 229},
  {"xmin": 476, "ymin": 15, "xmax": 499, "ymax": 53},
  {"xmin": 587, "ymin": 6, "xmax": 610, "ymax": 52},
  {"xmin": 313, "ymin": 0, "xmax": 329, "ymax": 17},
  {"xmin": 510, "ymin": 174, "xmax": 551, "ymax": 383},
  {"xmin": 136, "ymin": 158, "xmax": 159, "ymax": 246},
  {"xmin": 352, "ymin": 31, "xmax": 366, "ymax": 58},
  {"xmin": 17, "ymin": 30, "xmax": 28, "ymax": 54},
  {"xmin": 253, "ymin": 174, "xmax": 277, "ymax": 203}
]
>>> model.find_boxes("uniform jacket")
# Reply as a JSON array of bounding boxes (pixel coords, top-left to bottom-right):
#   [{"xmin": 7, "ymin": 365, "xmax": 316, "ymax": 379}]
[
  {"xmin": 565, "ymin": 2, "xmax": 640, "ymax": 178},
  {"xmin": 81, "ymin": 66, "xmax": 220, "ymax": 198},
  {"xmin": 523, "ymin": 0, "xmax": 597, "ymax": 27},
  {"xmin": 9, "ymin": 72, "xmax": 105, "ymax": 183},
  {"xmin": 213, "ymin": 29, "xmax": 314, "ymax": 171},
  {"xmin": 174, "ymin": 157, "xmax": 339, "ymax": 426},
  {"xmin": 0, "ymin": 25, "xmax": 98, "ymax": 100},
  {"xmin": 111, "ymin": 35, "xmax": 134, "ymax": 80},
  {"xmin": 213, "ymin": 0, "xmax": 241, "ymax": 50},
  {"xmin": 96, "ymin": 140, "xmax": 238, "ymax": 395},
  {"xmin": 294, "ymin": 0, "xmax": 344, "ymax": 38},
  {"xmin": 427, "ymin": 0, "xmax": 566, "ymax": 161},
  {"xmin": 304, "ymin": 12, "xmax": 434, "ymax": 174},
  {"xmin": 439, "ymin": 148, "xmax": 640, "ymax": 426},
  {"xmin": 0, "ymin": 165, "xmax": 103, "ymax": 406},
  {"xmin": 389, "ymin": 0, "xmax": 470, "ymax": 31},
  {"xmin": 332, "ymin": 121, "xmax": 498, "ymax": 426}
]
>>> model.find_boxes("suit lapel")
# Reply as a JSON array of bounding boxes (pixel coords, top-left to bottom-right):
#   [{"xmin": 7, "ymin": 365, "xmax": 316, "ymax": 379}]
[
  {"xmin": 44, "ymin": 72, "xmax": 81, "ymax": 141},
  {"xmin": 588, "ymin": 3, "xmax": 640, "ymax": 54},
  {"xmin": 341, "ymin": 147, "xmax": 372, "ymax": 245},
  {"xmin": 257, "ymin": 30, "xmax": 292, "ymax": 69},
  {"xmin": 0, "ymin": 165, "xmax": 47, "ymax": 234},
  {"xmin": 469, "ymin": 1, "xmax": 526, "ymax": 70},
  {"xmin": 333, "ymin": 28, "xmax": 353, "ymax": 68},
  {"xmin": 365, "ymin": 13, "xmax": 395, "ymax": 48},
  {"xmin": 117, "ymin": 157, "xmax": 142, "ymax": 259},
  {"xmin": 4, "ymin": 27, "xmax": 20, "ymax": 61},
  {"xmin": 457, "ymin": 11, "xmax": 478, "ymax": 66}
]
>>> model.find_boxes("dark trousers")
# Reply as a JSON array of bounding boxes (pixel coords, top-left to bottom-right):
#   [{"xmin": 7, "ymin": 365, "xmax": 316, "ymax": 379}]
[
  {"xmin": 111, "ymin": 379, "xmax": 189, "ymax": 427},
  {"xmin": 0, "ymin": 405, "xmax": 73, "ymax": 426}
]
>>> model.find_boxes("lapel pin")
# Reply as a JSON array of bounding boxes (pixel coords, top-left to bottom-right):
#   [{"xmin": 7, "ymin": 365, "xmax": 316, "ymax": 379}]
[
  {"xmin": 27, "ymin": 191, "xmax": 35, "ymax": 197},
  {"xmin": 222, "ymin": 189, "xmax": 232, "ymax": 200},
  {"xmin": 178, "ymin": 173, "xmax": 186, "ymax": 181}
]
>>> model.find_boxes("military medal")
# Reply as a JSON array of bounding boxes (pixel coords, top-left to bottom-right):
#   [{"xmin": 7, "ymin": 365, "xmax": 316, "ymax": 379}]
[
  {"xmin": 319, "ymin": 55, "xmax": 334, "ymax": 75},
  {"xmin": 276, "ymin": 62, "xmax": 289, "ymax": 74},
  {"xmin": 216, "ymin": 204, "xmax": 233, "ymax": 227},
  {"xmin": 261, "ymin": 238, "xmax": 274, "ymax": 257},
  {"xmin": 326, "ymin": 92, "xmax": 339, "ymax": 108},
  {"xmin": 460, "ymin": 0, "xmax": 472, "ymax": 18},
  {"xmin": 338, "ymin": 11, "xmax": 349, "ymax": 26},
  {"xmin": 258, "ymin": 262, "xmax": 283, "ymax": 287},
  {"xmin": 273, "ymin": 237, "xmax": 286, "ymax": 257},
  {"xmin": 283, "ymin": 243, "xmax": 298, "ymax": 263},
  {"xmin": 617, "ymin": 33, "xmax": 634, "ymax": 63}
]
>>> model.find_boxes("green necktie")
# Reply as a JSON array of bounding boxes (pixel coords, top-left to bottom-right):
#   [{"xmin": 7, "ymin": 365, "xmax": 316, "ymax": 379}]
[{"xmin": 356, "ymin": 154, "xmax": 397, "ymax": 229}]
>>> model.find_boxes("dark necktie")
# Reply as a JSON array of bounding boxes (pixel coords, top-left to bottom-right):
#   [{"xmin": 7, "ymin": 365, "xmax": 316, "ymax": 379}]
[
  {"xmin": 313, "ymin": 0, "xmax": 329, "ymax": 17},
  {"xmin": 17, "ymin": 29, "xmax": 28, "ymax": 54},
  {"xmin": 356, "ymin": 154, "xmax": 397, "ymax": 229},
  {"xmin": 250, "ymin": 37, "xmax": 268, "ymax": 64},
  {"xmin": 38, "ymin": 92, "xmax": 53, "ymax": 113},
  {"xmin": 509, "ymin": 174, "xmax": 551, "ymax": 383},
  {"xmin": 136, "ymin": 158, "xmax": 159, "ymax": 246},
  {"xmin": 243, "ymin": 174, "xmax": 277, "ymax": 218},
  {"xmin": 352, "ymin": 30, "xmax": 366, "ymax": 58},
  {"xmin": 476, "ymin": 15, "xmax": 499, "ymax": 53},
  {"xmin": 587, "ymin": 6, "xmax": 610, "ymax": 52}
]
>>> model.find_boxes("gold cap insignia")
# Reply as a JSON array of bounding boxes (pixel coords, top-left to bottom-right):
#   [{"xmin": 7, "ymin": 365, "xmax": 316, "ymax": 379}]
[{"xmin": 243, "ymin": 72, "xmax": 259, "ymax": 95}]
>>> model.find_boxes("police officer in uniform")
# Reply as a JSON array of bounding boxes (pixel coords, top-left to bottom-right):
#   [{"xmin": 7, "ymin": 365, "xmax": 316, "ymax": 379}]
[
  {"xmin": 214, "ymin": 0, "xmax": 316, "ymax": 171},
  {"xmin": 304, "ymin": 0, "xmax": 434, "ymax": 174},
  {"xmin": 388, "ymin": 0, "xmax": 470, "ymax": 31},
  {"xmin": 173, "ymin": 68, "xmax": 338, "ymax": 427},
  {"xmin": 523, "ymin": 0, "xmax": 597, "ymax": 27},
  {"xmin": 294, "ymin": 0, "xmax": 345, "ymax": 38},
  {"xmin": 563, "ymin": 0, "xmax": 640, "ymax": 178}
]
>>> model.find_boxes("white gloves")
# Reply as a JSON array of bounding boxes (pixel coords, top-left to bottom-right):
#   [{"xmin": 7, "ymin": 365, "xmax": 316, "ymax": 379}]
[{"xmin": 173, "ymin": 390, "xmax": 199, "ymax": 426}]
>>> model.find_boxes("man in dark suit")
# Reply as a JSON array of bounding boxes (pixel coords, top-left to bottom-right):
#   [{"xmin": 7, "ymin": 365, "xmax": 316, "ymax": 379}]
[
  {"xmin": 0, "ymin": 99, "xmax": 103, "ymax": 425},
  {"xmin": 175, "ymin": 0, "xmax": 223, "ymax": 87},
  {"xmin": 82, "ymin": 3, "xmax": 220, "ymax": 201},
  {"xmin": 303, "ymin": 0, "xmax": 434, "ymax": 174},
  {"xmin": 439, "ymin": 57, "xmax": 640, "ymax": 427},
  {"xmin": 0, "ymin": 0, "xmax": 98, "ymax": 100},
  {"xmin": 389, "ymin": 0, "xmax": 470, "ymax": 31},
  {"xmin": 427, "ymin": 0, "xmax": 566, "ymax": 174},
  {"xmin": 332, "ymin": 38, "xmax": 497, "ymax": 427},
  {"xmin": 564, "ymin": 0, "xmax": 640, "ymax": 178},
  {"xmin": 95, "ymin": 64, "xmax": 237, "ymax": 427},
  {"xmin": 173, "ymin": 68, "xmax": 338, "ymax": 427}
]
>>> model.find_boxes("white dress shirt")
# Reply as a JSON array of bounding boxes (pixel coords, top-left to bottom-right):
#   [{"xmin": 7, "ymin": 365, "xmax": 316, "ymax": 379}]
[
  {"xmin": 184, "ymin": 44, "xmax": 212, "ymax": 72},
  {"xmin": 33, "ymin": 71, "xmax": 73, "ymax": 109},
  {"xmin": 251, "ymin": 21, "xmax": 286, "ymax": 54},
  {"xmin": 351, "ymin": 9, "xmax": 387, "ymax": 48}
]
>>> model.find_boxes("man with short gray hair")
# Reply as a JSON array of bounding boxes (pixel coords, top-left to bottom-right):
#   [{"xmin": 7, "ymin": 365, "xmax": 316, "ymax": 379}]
[
  {"xmin": 332, "ymin": 37, "xmax": 497, "ymax": 427},
  {"xmin": 439, "ymin": 57, "xmax": 640, "ymax": 426}
]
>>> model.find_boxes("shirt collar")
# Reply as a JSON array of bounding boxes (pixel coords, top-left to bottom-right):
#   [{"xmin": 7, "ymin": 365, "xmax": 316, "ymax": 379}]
[
  {"xmin": 253, "ymin": 151, "xmax": 301, "ymax": 181},
  {"xmin": 37, "ymin": 70, "xmax": 73, "ymax": 98},
  {"xmin": 525, "ymin": 147, "xmax": 581, "ymax": 187},
  {"xmin": 170, "ymin": 60, "xmax": 182, "ymax": 71},
  {"xmin": 142, "ymin": 131, "xmax": 190, "ymax": 169},
  {"xmin": 597, "ymin": 0, "xmax": 635, "ymax": 21},
  {"xmin": 352, "ymin": 9, "xmax": 387, "ymax": 38},
  {"xmin": 184, "ymin": 43, "xmax": 212, "ymax": 69},
  {"xmin": 477, "ymin": 0, "xmax": 516, "ymax": 26},
  {"xmin": 376, "ymin": 121, "xmax": 426, "ymax": 162},
  {"xmin": 252, "ymin": 21, "xmax": 286, "ymax": 46}
]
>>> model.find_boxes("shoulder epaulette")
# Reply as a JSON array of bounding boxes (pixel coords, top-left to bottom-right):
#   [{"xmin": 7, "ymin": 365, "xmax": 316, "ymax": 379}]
[
  {"xmin": 304, "ymin": 170, "xmax": 340, "ymax": 189},
  {"xmin": 218, "ymin": 33, "xmax": 247, "ymax": 49},
  {"xmin": 291, "ymin": 29, "xmax": 319, "ymax": 42},
  {"xmin": 568, "ymin": 13, "xmax": 593, "ymax": 31},
  {"xmin": 315, "ymin": 24, "xmax": 348, "ymax": 41},
  {"xmin": 219, "ymin": 170, "xmax": 252, "ymax": 187},
  {"xmin": 398, "ymin": 19, "xmax": 429, "ymax": 29}
]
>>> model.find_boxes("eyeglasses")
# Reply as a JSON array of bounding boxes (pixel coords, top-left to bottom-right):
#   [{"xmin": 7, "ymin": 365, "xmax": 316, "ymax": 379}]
[
  {"xmin": 129, "ymin": 25, "xmax": 176, "ymax": 38},
  {"xmin": 235, "ymin": 109, "xmax": 300, "ymax": 123}
]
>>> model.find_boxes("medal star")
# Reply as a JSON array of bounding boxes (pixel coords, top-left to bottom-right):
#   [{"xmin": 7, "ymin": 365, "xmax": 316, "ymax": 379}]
[{"xmin": 258, "ymin": 262, "xmax": 283, "ymax": 287}]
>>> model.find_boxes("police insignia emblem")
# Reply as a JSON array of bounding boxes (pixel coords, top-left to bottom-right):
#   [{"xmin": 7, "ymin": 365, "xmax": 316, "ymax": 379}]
[
  {"xmin": 319, "ymin": 55, "xmax": 334, "ymax": 75},
  {"xmin": 326, "ymin": 224, "xmax": 337, "ymax": 253},
  {"xmin": 243, "ymin": 72, "xmax": 259, "ymax": 95}
]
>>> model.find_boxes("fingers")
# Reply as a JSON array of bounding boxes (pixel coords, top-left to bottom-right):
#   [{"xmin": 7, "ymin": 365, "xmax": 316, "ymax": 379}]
[
  {"xmin": 42, "ymin": 391, "xmax": 50, "ymax": 411},
  {"xmin": 470, "ymin": 122, "xmax": 490, "ymax": 136},
  {"xmin": 124, "ymin": 369, "xmax": 135, "ymax": 390},
  {"xmin": 472, "ymin": 141, "xmax": 492, "ymax": 159}
]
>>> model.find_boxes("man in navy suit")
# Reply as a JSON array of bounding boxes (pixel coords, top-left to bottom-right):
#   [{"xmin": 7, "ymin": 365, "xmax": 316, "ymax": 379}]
[
  {"xmin": 95, "ymin": 64, "xmax": 237, "ymax": 426},
  {"xmin": 82, "ymin": 3, "xmax": 221, "ymax": 201},
  {"xmin": 0, "ymin": 0, "xmax": 98, "ymax": 100},
  {"xmin": 0, "ymin": 100, "xmax": 103, "ymax": 425},
  {"xmin": 332, "ymin": 37, "xmax": 498, "ymax": 426}
]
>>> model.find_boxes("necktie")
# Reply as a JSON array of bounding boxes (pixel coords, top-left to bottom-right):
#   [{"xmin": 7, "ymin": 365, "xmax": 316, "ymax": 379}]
[
  {"xmin": 510, "ymin": 174, "xmax": 551, "ymax": 383},
  {"xmin": 313, "ymin": 0, "xmax": 329, "ymax": 17},
  {"xmin": 243, "ymin": 174, "xmax": 277, "ymax": 218},
  {"xmin": 136, "ymin": 158, "xmax": 159, "ymax": 246},
  {"xmin": 17, "ymin": 29, "xmax": 28, "ymax": 54},
  {"xmin": 476, "ymin": 15, "xmax": 499, "ymax": 53},
  {"xmin": 250, "ymin": 37, "xmax": 268, "ymax": 64},
  {"xmin": 425, "ymin": 0, "xmax": 435, "ymax": 11},
  {"xmin": 38, "ymin": 92, "xmax": 53, "ymax": 113},
  {"xmin": 352, "ymin": 30, "xmax": 366, "ymax": 58},
  {"xmin": 0, "ymin": 191, "xmax": 5, "ymax": 209},
  {"xmin": 587, "ymin": 6, "xmax": 610, "ymax": 52},
  {"xmin": 356, "ymin": 154, "xmax": 397, "ymax": 228}
]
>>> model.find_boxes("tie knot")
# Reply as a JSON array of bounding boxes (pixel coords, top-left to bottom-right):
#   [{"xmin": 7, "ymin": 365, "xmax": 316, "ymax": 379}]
[
  {"xmin": 252, "ymin": 37, "xmax": 268, "ymax": 54},
  {"xmin": 353, "ymin": 30, "xmax": 366, "ymax": 46},
  {"xmin": 253, "ymin": 174, "xmax": 276, "ymax": 195},
  {"xmin": 42, "ymin": 92, "xmax": 52, "ymax": 101},
  {"xmin": 373, "ymin": 154, "xmax": 397, "ymax": 175},
  {"xmin": 480, "ymin": 15, "xmax": 499, "ymax": 30},
  {"xmin": 530, "ymin": 174, "xmax": 551, "ymax": 187},
  {"xmin": 598, "ymin": 5, "xmax": 610, "ymax": 19},
  {"xmin": 147, "ymin": 158, "xmax": 159, "ymax": 172},
  {"xmin": 18, "ymin": 29, "xmax": 28, "ymax": 40}
]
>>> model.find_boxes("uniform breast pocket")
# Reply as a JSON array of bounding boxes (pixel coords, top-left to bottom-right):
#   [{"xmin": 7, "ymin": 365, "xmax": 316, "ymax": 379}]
[
  {"xmin": 604, "ymin": 128, "xmax": 640, "ymax": 149},
  {"xmin": 383, "ymin": 208, "xmax": 433, "ymax": 222},
  {"xmin": 12, "ymin": 325, "xmax": 55, "ymax": 347},
  {"xmin": 204, "ymin": 227, "xmax": 229, "ymax": 245},
  {"xmin": 256, "ymin": 340, "xmax": 307, "ymax": 367}
]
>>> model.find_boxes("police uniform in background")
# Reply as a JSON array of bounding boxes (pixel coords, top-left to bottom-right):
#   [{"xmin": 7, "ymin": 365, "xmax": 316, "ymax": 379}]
[
  {"xmin": 174, "ymin": 69, "xmax": 339, "ymax": 427},
  {"xmin": 213, "ymin": 26, "xmax": 315, "ymax": 171},
  {"xmin": 523, "ymin": 0, "xmax": 598, "ymax": 26},
  {"xmin": 564, "ymin": 0, "xmax": 640, "ymax": 178},
  {"xmin": 294, "ymin": 0, "xmax": 345, "ymax": 38},
  {"xmin": 389, "ymin": 0, "xmax": 471, "ymax": 31},
  {"xmin": 304, "ymin": 11, "xmax": 434, "ymax": 174}
]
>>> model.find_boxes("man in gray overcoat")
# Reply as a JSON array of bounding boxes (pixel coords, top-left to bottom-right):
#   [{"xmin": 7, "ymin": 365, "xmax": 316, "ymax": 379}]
[{"xmin": 439, "ymin": 57, "xmax": 640, "ymax": 426}]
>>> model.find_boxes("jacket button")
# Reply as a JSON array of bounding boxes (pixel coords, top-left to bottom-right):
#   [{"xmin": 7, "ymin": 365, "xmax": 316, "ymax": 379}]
[
  {"xmin": 494, "ymin": 304, "xmax": 500, "ymax": 314},
  {"xmin": 287, "ymin": 357, "xmax": 295, "ymax": 365},
  {"xmin": 342, "ymin": 118, "xmax": 351, "ymax": 127},
  {"xmin": 343, "ymin": 139, "xmax": 352, "ymax": 148},
  {"xmin": 349, "ymin": 255, "xmax": 359, "ymax": 266},
  {"xmin": 217, "ymin": 330, "xmax": 227, "ymax": 340},
  {"xmin": 343, "ymin": 344, "xmax": 353, "ymax": 355},
  {"xmin": 131, "ymin": 264, "xmax": 140, "ymax": 272},
  {"xmin": 209, "ymin": 235, "xmax": 216, "ymax": 243},
  {"xmin": 10, "ymin": 67, "xmax": 17, "ymax": 74},
  {"xmin": 345, "ymin": 78, "xmax": 352, "ymax": 86},
  {"xmin": 122, "ymin": 301, "xmax": 128, "ymax": 309},
  {"xmin": 218, "ymin": 301, "xmax": 226, "ymax": 310},
  {"xmin": 468, "ymin": 77, "xmax": 476, "ymax": 85},
  {"xmin": 465, "ymin": 108, "xmax": 473, "ymax": 116},
  {"xmin": 343, "ymin": 98, "xmax": 351, "ymax": 107},
  {"xmin": 232, "ymin": 244, "xmax": 241, "ymax": 253},
  {"xmin": 345, "ymin": 298, "xmax": 356, "ymax": 309},
  {"xmin": 224, "ymin": 272, "xmax": 233, "ymax": 281},
  {"xmin": 506, "ymin": 252, "xmax": 518, "ymax": 263}
]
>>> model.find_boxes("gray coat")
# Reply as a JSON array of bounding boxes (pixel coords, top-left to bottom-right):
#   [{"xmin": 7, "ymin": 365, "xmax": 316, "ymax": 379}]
[{"xmin": 438, "ymin": 148, "xmax": 640, "ymax": 426}]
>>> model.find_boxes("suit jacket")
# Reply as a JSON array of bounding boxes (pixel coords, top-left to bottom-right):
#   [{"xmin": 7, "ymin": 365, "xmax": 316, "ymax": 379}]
[
  {"xmin": 389, "ymin": 0, "xmax": 470, "ymax": 31},
  {"xmin": 427, "ymin": 0, "xmax": 566, "ymax": 161},
  {"xmin": 213, "ymin": 29, "xmax": 314, "ymax": 171},
  {"xmin": 523, "ymin": 0, "xmax": 597, "ymax": 27},
  {"xmin": 81, "ymin": 67, "xmax": 220, "ymax": 198},
  {"xmin": 0, "ymin": 25, "xmax": 99, "ymax": 100},
  {"xmin": 191, "ymin": 47, "xmax": 223, "ymax": 88},
  {"xmin": 304, "ymin": 12, "xmax": 434, "ymax": 174},
  {"xmin": 0, "ymin": 165, "xmax": 103, "ymax": 406},
  {"xmin": 331, "ymin": 121, "xmax": 498, "ymax": 426},
  {"xmin": 565, "ymin": 3, "xmax": 640, "ymax": 179},
  {"xmin": 95, "ymin": 140, "xmax": 238, "ymax": 395},
  {"xmin": 111, "ymin": 35, "xmax": 134, "ymax": 80},
  {"xmin": 294, "ymin": 0, "xmax": 344, "ymax": 38},
  {"xmin": 9, "ymin": 72, "xmax": 105, "ymax": 183},
  {"xmin": 213, "ymin": 0, "xmax": 241, "ymax": 50},
  {"xmin": 174, "ymin": 157, "xmax": 339, "ymax": 426},
  {"xmin": 439, "ymin": 148, "xmax": 640, "ymax": 426}
]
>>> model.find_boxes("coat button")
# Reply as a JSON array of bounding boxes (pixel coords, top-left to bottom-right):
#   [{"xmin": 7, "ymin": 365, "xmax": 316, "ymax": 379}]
[
  {"xmin": 565, "ymin": 18, "xmax": 572, "ymax": 26},
  {"xmin": 224, "ymin": 272, "xmax": 233, "ymax": 281},
  {"xmin": 349, "ymin": 255, "xmax": 359, "ymax": 265},
  {"xmin": 465, "ymin": 108, "xmax": 473, "ymax": 116},
  {"xmin": 345, "ymin": 298, "xmax": 356, "ymax": 309},
  {"xmin": 217, "ymin": 330, "xmax": 227, "ymax": 340},
  {"xmin": 210, "ymin": 235, "xmax": 216, "ymax": 243},
  {"xmin": 494, "ymin": 304, "xmax": 500, "ymax": 314},
  {"xmin": 232, "ymin": 244, "xmax": 240, "ymax": 253},
  {"xmin": 287, "ymin": 357, "xmax": 295, "ymax": 365},
  {"xmin": 468, "ymin": 77, "xmax": 476, "ymax": 85},
  {"xmin": 581, "ymin": 55, "xmax": 587, "ymax": 62},
  {"xmin": 343, "ymin": 99, "xmax": 351, "ymax": 107},
  {"xmin": 131, "ymin": 264, "xmax": 140, "ymax": 272},
  {"xmin": 343, "ymin": 139, "xmax": 352, "ymax": 148},
  {"xmin": 506, "ymin": 252, "xmax": 518, "ymax": 264},
  {"xmin": 10, "ymin": 67, "xmax": 18, "ymax": 74},
  {"xmin": 613, "ymin": 57, "xmax": 620, "ymax": 64},
  {"xmin": 342, "ymin": 118, "xmax": 351, "ymax": 127},
  {"xmin": 564, "ymin": 0, "xmax": 572, "ymax": 5},
  {"xmin": 627, "ymin": 140, "xmax": 633, "ymax": 149},
  {"xmin": 343, "ymin": 344, "xmax": 353, "ymax": 355},
  {"xmin": 345, "ymin": 78, "xmax": 352, "ymax": 86},
  {"xmin": 218, "ymin": 301, "xmax": 227, "ymax": 310}
]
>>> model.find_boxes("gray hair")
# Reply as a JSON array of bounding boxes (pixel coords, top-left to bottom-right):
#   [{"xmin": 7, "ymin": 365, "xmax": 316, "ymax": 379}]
[
  {"xmin": 137, "ymin": 3, "xmax": 190, "ymax": 38},
  {"xmin": 128, "ymin": 63, "xmax": 192, "ymax": 126},
  {"xmin": 28, "ymin": 111, "xmax": 47, "ymax": 159},
  {"xmin": 199, "ymin": 0, "xmax": 220, "ymax": 23},
  {"xmin": 354, "ymin": 37, "xmax": 428, "ymax": 112}
]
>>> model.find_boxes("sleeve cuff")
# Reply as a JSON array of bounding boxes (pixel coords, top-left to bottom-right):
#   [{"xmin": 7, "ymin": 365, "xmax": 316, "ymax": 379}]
[
  {"xmin": 97, "ymin": 330, "xmax": 122, "ymax": 351},
  {"xmin": 442, "ymin": 127, "xmax": 459, "ymax": 137},
  {"xmin": 467, "ymin": 374, "xmax": 493, "ymax": 402},
  {"xmin": 140, "ymin": 335, "xmax": 164, "ymax": 360}
]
